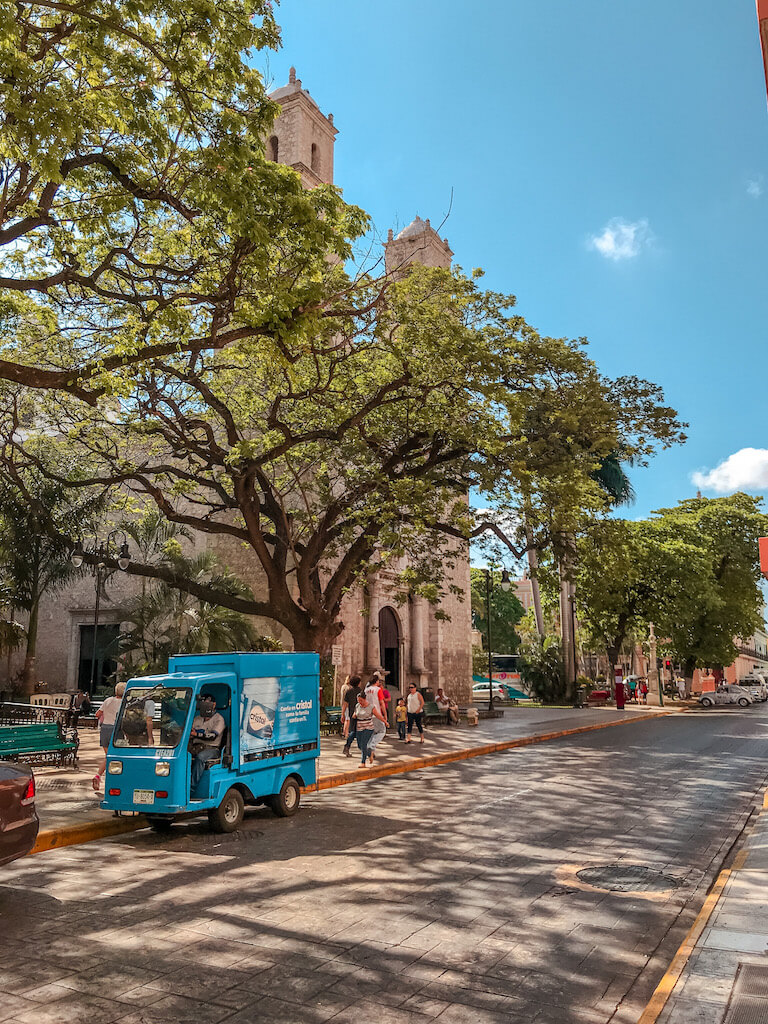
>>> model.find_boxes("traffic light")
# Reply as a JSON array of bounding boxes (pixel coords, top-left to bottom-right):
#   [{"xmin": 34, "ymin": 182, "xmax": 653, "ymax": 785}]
[{"xmin": 665, "ymin": 660, "xmax": 672, "ymax": 670}]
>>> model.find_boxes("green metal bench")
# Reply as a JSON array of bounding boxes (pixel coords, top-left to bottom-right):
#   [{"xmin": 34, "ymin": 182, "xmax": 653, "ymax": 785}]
[
  {"xmin": 321, "ymin": 705, "xmax": 343, "ymax": 735},
  {"xmin": 0, "ymin": 722, "xmax": 79, "ymax": 768},
  {"xmin": 423, "ymin": 700, "xmax": 450, "ymax": 725}
]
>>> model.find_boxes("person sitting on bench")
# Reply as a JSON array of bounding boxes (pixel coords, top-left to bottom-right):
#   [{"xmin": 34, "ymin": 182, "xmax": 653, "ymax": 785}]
[
  {"xmin": 435, "ymin": 688, "xmax": 460, "ymax": 724},
  {"xmin": 189, "ymin": 693, "xmax": 225, "ymax": 796}
]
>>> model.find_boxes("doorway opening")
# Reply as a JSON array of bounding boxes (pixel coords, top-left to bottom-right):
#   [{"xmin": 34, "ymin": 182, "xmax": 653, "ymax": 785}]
[
  {"xmin": 78, "ymin": 623, "xmax": 120, "ymax": 696},
  {"xmin": 378, "ymin": 606, "xmax": 401, "ymax": 694}
]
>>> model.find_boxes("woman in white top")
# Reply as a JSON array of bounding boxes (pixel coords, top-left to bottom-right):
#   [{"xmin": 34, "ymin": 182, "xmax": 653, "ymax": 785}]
[
  {"xmin": 93, "ymin": 681, "xmax": 126, "ymax": 791},
  {"xmin": 406, "ymin": 683, "xmax": 425, "ymax": 744}
]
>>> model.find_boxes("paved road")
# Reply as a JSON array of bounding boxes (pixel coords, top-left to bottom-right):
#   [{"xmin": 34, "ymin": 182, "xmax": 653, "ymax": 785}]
[{"xmin": 1, "ymin": 708, "xmax": 767, "ymax": 1024}]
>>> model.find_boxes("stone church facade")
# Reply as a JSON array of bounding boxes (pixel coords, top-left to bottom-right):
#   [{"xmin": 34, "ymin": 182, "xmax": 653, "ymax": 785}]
[{"xmin": 4, "ymin": 70, "xmax": 472, "ymax": 705}]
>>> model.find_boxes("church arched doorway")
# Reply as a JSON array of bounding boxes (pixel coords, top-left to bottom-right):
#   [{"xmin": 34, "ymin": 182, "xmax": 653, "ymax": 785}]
[{"xmin": 378, "ymin": 606, "xmax": 401, "ymax": 694}]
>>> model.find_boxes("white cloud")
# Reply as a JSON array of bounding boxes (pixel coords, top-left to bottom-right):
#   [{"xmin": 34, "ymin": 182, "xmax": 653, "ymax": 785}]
[
  {"xmin": 588, "ymin": 218, "xmax": 652, "ymax": 261},
  {"xmin": 692, "ymin": 448, "xmax": 768, "ymax": 494},
  {"xmin": 747, "ymin": 177, "xmax": 763, "ymax": 198}
]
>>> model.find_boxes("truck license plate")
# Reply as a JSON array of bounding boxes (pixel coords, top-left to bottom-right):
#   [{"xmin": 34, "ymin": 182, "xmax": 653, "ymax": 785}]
[{"xmin": 133, "ymin": 789, "xmax": 155, "ymax": 805}]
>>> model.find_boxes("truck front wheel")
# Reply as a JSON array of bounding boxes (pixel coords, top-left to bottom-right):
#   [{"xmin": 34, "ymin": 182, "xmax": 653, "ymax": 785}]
[
  {"xmin": 208, "ymin": 787, "xmax": 245, "ymax": 833},
  {"xmin": 268, "ymin": 777, "xmax": 301, "ymax": 818}
]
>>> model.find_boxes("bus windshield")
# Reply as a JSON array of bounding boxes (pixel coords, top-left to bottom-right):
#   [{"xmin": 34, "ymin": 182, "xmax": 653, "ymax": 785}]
[{"xmin": 113, "ymin": 686, "xmax": 193, "ymax": 749}]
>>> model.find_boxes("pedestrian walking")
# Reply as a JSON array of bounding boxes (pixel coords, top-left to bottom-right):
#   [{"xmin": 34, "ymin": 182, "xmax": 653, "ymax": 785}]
[
  {"xmin": 67, "ymin": 689, "xmax": 89, "ymax": 729},
  {"xmin": 406, "ymin": 683, "xmax": 425, "ymax": 744},
  {"xmin": 93, "ymin": 682, "xmax": 126, "ymax": 791},
  {"xmin": 342, "ymin": 675, "xmax": 362, "ymax": 758},
  {"xmin": 353, "ymin": 691, "xmax": 386, "ymax": 766},
  {"xmin": 365, "ymin": 674, "xmax": 387, "ymax": 721},
  {"xmin": 395, "ymin": 698, "xmax": 407, "ymax": 740}
]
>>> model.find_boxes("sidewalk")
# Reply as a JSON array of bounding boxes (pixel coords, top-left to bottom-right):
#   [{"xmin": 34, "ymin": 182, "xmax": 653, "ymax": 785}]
[
  {"xmin": 647, "ymin": 789, "xmax": 768, "ymax": 1024},
  {"xmin": 30, "ymin": 703, "xmax": 668, "ymax": 841}
]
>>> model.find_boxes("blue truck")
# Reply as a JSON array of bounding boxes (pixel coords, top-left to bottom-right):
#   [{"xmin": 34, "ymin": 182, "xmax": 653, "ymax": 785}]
[{"xmin": 101, "ymin": 651, "xmax": 320, "ymax": 832}]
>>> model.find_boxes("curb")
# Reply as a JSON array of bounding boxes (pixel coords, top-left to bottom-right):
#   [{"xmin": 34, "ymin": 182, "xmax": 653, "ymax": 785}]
[
  {"xmin": 304, "ymin": 711, "xmax": 664, "ymax": 792},
  {"xmin": 636, "ymin": 788, "xmax": 768, "ymax": 1024},
  {"xmin": 29, "ymin": 710, "xmax": 664, "ymax": 856}
]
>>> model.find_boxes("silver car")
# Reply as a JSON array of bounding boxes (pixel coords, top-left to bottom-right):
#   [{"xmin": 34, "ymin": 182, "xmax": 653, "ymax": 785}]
[{"xmin": 699, "ymin": 684, "xmax": 753, "ymax": 709}]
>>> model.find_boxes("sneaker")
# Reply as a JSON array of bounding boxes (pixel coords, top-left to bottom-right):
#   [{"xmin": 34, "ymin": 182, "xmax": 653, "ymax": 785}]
[{"xmin": 92, "ymin": 775, "xmax": 101, "ymax": 791}]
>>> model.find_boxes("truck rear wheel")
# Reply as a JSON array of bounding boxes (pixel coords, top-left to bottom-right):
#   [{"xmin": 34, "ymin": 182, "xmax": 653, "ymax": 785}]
[
  {"xmin": 208, "ymin": 787, "xmax": 245, "ymax": 833},
  {"xmin": 268, "ymin": 777, "xmax": 301, "ymax": 818}
]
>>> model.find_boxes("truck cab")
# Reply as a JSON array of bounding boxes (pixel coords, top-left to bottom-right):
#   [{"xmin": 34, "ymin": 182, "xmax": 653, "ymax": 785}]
[{"xmin": 101, "ymin": 652, "xmax": 319, "ymax": 831}]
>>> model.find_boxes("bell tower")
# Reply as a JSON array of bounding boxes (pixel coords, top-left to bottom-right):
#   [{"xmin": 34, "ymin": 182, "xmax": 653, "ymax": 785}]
[
  {"xmin": 384, "ymin": 216, "xmax": 453, "ymax": 276},
  {"xmin": 267, "ymin": 67, "xmax": 338, "ymax": 187}
]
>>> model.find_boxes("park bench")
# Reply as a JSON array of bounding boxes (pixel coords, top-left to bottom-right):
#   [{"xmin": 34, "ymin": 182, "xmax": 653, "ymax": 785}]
[
  {"xmin": 321, "ymin": 705, "xmax": 343, "ymax": 735},
  {"xmin": 0, "ymin": 722, "xmax": 79, "ymax": 767},
  {"xmin": 423, "ymin": 701, "xmax": 453, "ymax": 725}
]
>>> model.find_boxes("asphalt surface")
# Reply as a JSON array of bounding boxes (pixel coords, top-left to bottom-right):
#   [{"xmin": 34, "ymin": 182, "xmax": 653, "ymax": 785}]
[{"xmin": 1, "ymin": 706, "xmax": 767, "ymax": 1024}]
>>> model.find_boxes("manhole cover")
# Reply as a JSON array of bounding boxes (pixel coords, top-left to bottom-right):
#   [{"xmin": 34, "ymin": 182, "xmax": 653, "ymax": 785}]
[{"xmin": 576, "ymin": 864, "xmax": 683, "ymax": 893}]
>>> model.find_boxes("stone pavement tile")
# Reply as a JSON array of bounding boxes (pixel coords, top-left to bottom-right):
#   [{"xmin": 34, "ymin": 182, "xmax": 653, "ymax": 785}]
[
  {"xmin": 325, "ymin": 998, "xmax": 432, "ymax": 1024},
  {"xmin": 683, "ymin": 947, "xmax": 744, "ymax": 980},
  {"xmin": 13, "ymin": 981, "xmax": 75, "ymax": 1003},
  {"xmin": 59, "ymin": 964, "xmax": 165, "ymax": 999},
  {"xmin": 144, "ymin": 965, "xmax": 250, "ymax": 1004},
  {"xmin": 676, "ymin": 970, "xmax": 733, "ymax": 1003},
  {"xmin": 222, "ymin": 994, "xmax": 348, "ymax": 1023},
  {"xmin": 533, "ymin": 1005, "xmax": 607, "ymax": 1024},
  {"xmin": 10, "ymin": 993, "xmax": 129, "ymax": 1024},
  {"xmin": 660, "ymin": 995, "xmax": 730, "ymax": 1024},
  {"xmin": 419, "ymin": 979, "xmax": 516, "ymax": 1013},
  {"xmin": 431, "ymin": 1001, "xmax": 527, "ymax": 1023},
  {"xmin": 0, "ymin": 994, "xmax": 38, "ymax": 1024},
  {"xmin": 400, "ymin": 960, "xmax": 448, "ymax": 983},
  {"xmin": 321, "ymin": 963, "xmax": 422, "ymax": 1004},
  {"xmin": 111, "ymin": 994, "xmax": 231, "ymax": 1024},
  {"xmin": 701, "ymin": 927, "xmax": 768, "ymax": 953},
  {"xmin": 234, "ymin": 964, "xmax": 334, "ymax": 1004},
  {"xmin": 400, "ymin": 993, "xmax": 452, "ymax": 1018},
  {"xmin": 0, "ymin": 959, "xmax": 73, "ymax": 994}
]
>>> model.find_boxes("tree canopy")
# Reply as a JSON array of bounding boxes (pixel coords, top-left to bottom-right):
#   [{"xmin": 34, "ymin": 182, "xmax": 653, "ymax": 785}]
[
  {"xmin": 576, "ymin": 494, "xmax": 768, "ymax": 676},
  {"xmin": 0, "ymin": 2, "xmax": 686, "ymax": 656}
]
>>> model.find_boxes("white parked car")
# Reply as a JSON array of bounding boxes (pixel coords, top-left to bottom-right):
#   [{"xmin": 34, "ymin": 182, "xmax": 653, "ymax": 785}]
[
  {"xmin": 740, "ymin": 677, "xmax": 768, "ymax": 702},
  {"xmin": 699, "ymin": 685, "xmax": 753, "ymax": 708},
  {"xmin": 471, "ymin": 682, "xmax": 506, "ymax": 702}
]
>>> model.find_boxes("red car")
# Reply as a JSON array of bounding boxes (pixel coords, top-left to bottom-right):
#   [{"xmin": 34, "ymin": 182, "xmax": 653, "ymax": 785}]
[{"xmin": 0, "ymin": 761, "xmax": 39, "ymax": 865}]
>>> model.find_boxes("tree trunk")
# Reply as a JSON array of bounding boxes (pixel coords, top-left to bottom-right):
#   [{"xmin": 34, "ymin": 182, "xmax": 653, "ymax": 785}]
[
  {"xmin": 21, "ymin": 599, "xmax": 39, "ymax": 697},
  {"xmin": 525, "ymin": 524, "xmax": 545, "ymax": 638}
]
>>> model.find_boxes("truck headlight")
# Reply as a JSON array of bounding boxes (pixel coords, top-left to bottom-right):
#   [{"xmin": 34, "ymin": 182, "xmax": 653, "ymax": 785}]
[
  {"xmin": 155, "ymin": 762, "xmax": 170, "ymax": 777},
  {"xmin": 107, "ymin": 761, "xmax": 123, "ymax": 775}
]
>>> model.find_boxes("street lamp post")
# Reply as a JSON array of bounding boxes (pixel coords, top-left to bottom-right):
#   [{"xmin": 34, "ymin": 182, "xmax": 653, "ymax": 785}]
[
  {"xmin": 71, "ymin": 532, "xmax": 131, "ymax": 692},
  {"xmin": 483, "ymin": 566, "xmax": 511, "ymax": 713}
]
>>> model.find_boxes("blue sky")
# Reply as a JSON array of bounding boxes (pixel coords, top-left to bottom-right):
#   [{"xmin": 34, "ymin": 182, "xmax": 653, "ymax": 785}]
[{"xmin": 263, "ymin": 0, "xmax": 768, "ymax": 518}]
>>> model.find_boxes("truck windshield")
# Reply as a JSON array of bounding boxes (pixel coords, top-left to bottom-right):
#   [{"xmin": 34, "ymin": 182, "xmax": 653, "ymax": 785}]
[{"xmin": 113, "ymin": 686, "xmax": 193, "ymax": 749}]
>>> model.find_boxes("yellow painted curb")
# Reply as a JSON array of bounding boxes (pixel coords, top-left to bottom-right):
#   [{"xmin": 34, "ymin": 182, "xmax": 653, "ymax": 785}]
[
  {"xmin": 31, "ymin": 814, "xmax": 148, "ymax": 854},
  {"xmin": 29, "ymin": 711, "xmax": 663, "ymax": 856},
  {"xmin": 637, "ymin": 787, "xmax": 766, "ymax": 1024},
  {"xmin": 305, "ymin": 711, "xmax": 664, "ymax": 792}
]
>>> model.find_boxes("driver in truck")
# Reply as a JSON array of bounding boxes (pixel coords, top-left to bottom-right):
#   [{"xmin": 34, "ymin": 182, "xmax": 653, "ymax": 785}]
[{"xmin": 189, "ymin": 693, "xmax": 225, "ymax": 797}]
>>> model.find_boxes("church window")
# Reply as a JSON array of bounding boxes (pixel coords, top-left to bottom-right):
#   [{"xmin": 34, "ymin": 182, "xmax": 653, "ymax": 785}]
[
  {"xmin": 268, "ymin": 136, "xmax": 279, "ymax": 162},
  {"xmin": 311, "ymin": 142, "xmax": 319, "ymax": 173}
]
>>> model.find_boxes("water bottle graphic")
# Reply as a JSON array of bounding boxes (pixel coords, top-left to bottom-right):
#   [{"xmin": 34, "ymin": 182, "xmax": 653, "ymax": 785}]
[{"xmin": 240, "ymin": 677, "xmax": 280, "ymax": 757}]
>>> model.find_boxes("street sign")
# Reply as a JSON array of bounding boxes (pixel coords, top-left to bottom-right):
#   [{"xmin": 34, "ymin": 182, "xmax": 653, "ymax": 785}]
[{"xmin": 331, "ymin": 645, "xmax": 343, "ymax": 666}]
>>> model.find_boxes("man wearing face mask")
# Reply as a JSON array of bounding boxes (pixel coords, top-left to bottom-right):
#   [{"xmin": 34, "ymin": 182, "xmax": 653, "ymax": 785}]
[{"xmin": 189, "ymin": 693, "xmax": 226, "ymax": 797}]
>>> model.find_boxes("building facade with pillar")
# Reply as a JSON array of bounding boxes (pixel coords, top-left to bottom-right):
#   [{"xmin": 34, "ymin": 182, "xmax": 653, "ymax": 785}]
[{"xmin": 262, "ymin": 70, "xmax": 472, "ymax": 701}]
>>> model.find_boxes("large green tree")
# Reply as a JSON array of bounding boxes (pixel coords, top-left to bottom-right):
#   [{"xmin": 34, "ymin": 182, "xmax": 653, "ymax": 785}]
[
  {"xmin": 0, "ymin": 3, "xmax": 686, "ymax": 656},
  {"xmin": 576, "ymin": 495, "xmax": 768, "ymax": 686}
]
